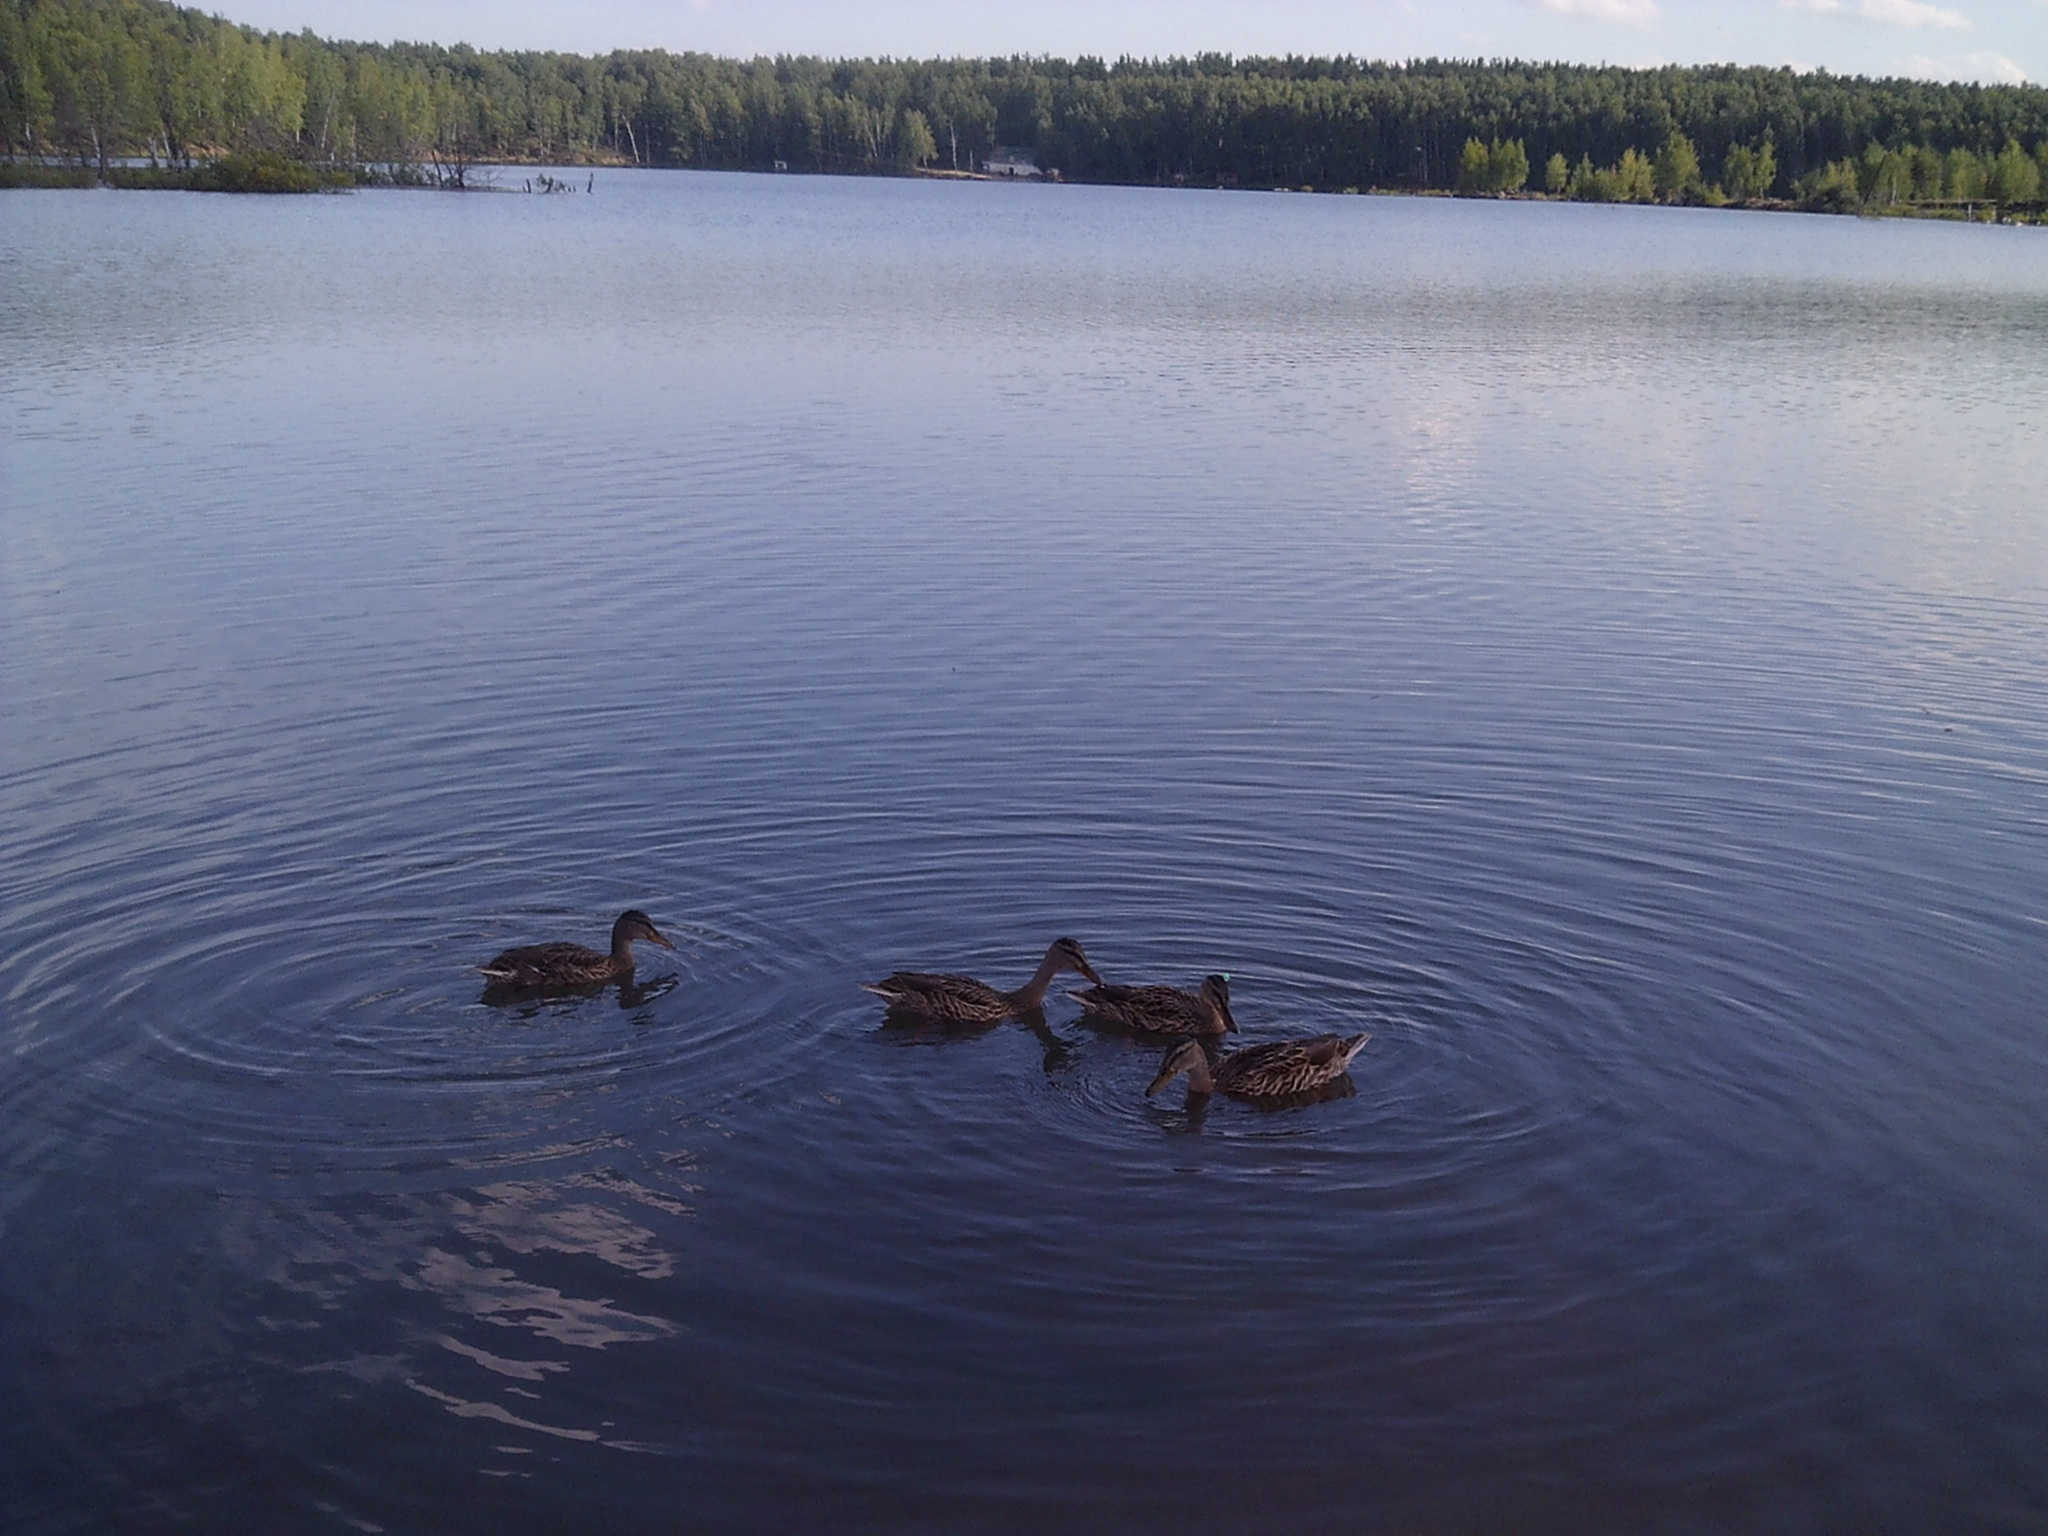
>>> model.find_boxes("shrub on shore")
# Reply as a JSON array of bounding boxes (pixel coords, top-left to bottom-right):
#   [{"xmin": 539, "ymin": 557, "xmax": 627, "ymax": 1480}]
[
  {"xmin": 0, "ymin": 152, "xmax": 357, "ymax": 192},
  {"xmin": 0, "ymin": 161, "xmax": 94, "ymax": 187},
  {"xmin": 130, "ymin": 152, "xmax": 354, "ymax": 192}
]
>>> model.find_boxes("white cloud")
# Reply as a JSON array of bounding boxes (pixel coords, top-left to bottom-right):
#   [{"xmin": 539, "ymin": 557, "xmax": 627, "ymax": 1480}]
[
  {"xmin": 1897, "ymin": 49, "xmax": 2030, "ymax": 80},
  {"xmin": 1781, "ymin": 0, "xmax": 1973, "ymax": 29},
  {"xmin": 1862, "ymin": 0, "xmax": 1973, "ymax": 29},
  {"xmin": 1537, "ymin": 0, "xmax": 1661, "ymax": 26}
]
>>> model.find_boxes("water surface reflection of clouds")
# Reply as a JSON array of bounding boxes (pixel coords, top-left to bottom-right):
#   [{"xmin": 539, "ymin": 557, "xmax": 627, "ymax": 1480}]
[{"xmin": 238, "ymin": 1177, "xmax": 691, "ymax": 1450}]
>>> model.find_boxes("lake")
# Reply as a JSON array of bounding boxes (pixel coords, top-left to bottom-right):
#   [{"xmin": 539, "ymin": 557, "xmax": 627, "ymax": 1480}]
[{"xmin": 3, "ymin": 172, "xmax": 2047, "ymax": 1534}]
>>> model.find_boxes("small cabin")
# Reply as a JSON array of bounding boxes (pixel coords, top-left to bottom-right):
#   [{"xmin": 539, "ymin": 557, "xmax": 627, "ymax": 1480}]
[{"xmin": 980, "ymin": 149, "xmax": 1040, "ymax": 179}]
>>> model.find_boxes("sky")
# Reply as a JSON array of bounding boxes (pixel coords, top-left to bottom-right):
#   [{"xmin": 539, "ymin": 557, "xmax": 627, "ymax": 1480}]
[{"xmin": 215, "ymin": 0, "xmax": 2048, "ymax": 84}]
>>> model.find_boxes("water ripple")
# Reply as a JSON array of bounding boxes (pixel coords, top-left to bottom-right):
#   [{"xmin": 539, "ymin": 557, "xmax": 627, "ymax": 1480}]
[{"xmin": 6, "ymin": 178, "xmax": 2048, "ymax": 1535}]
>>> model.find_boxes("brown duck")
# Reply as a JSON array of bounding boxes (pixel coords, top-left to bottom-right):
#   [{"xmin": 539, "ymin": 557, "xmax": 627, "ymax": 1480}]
[
  {"xmin": 1147, "ymin": 1033, "xmax": 1371, "ymax": 1100},
  {"xmin": 862, "ymin": 937, "xmax": 1103, "ymax": 1024},
  {"xmin": 480, "ymin": 909, "xmax": 674, "ymax": 990},
  {"xmin": 1069, "ymin": 973, "xmax": 1236, "ymax": 1036}
]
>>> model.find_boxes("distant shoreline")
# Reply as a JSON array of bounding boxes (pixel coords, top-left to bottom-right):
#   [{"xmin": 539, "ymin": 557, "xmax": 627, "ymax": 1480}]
[
  {"xmin": 5, "ymin": 0, "xmax": 2046, "ymax": 219},
  {"xmin": 6, "ymin": 154, "xmax": 2042, "ymax": 225}
]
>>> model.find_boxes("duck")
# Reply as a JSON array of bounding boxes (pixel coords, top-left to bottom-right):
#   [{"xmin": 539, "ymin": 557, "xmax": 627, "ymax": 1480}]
[
  {"xmin": 480, "ymin": 909, "xmax": 675, "ymax": 990},
  {"xmin": 1069, "ymin": 973, "xmax": 1236, "ymax": 1036},
  {"xmin": 1146, "ymin": 1032, "xmax": 1371, "ymax": 1100},
  {"xmin": 862, "ymin": 937, "xmax": 1103, "ymax": 1024}
]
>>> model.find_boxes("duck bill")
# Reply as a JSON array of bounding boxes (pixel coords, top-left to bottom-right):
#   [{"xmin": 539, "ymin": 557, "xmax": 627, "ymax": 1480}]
[
  {"xmin": 1078, "ymin": 959, "xmax": 1104, "ymax": 986},
  {"xmin": 1222, "ymin": 1001, "xmax": 1239, "ymax": 1033},
  {"xmin": 1144, "ymin": 1067, "xmax": 1180, "ymax": 1097},
  {"xmin": 647, "ymin": 927, "xmax": 676, "ymax": 950}
]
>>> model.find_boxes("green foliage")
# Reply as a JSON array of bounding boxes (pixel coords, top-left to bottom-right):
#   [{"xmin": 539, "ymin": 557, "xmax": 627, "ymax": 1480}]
[
  {"xmin": 1722, "ymin": 135, "xmax": 1777, "ymax": 202},
  {"xmin": 0, "ymin": 155, "xmax": 88, "ymax": 182},
  {"xmin": 1900, "ymin": 143, "xmax": 1933, "ymax": 198},
  {"xmin": 1751, "ymin": 135, "xmax": 1778, "ymax": 200},
  {"xmin": 195, "ymin": 148, "xmax": 341, "ymax": 189},
  {"xmin": 1616, "ymin": 147, "xmax": 1654, "ymax": 202},
  {"xmin": 1722, "ymin": 143, "xmax": 1757, "ymax": 201},
  {"xmin": 1652, "ymin": 133, "xmax": 1700, "ymax": 203},
  {"xmin": 1544, "ymin": 150, "xmax": 1569, "ymax": 193},
  {"xmin": 1492, "ymin": 137, "xmax": 1528, "ymax": 192},
  {"xmin": 1457, "ymin": 135, "xmax": 1490, "ymax": 192},
  {"xmin": 1946, "ymin": 147, "xmax": 1984, "ymax": 199},
  {"xmin": 1569, "ymin": 147, "xmax": 1654, "ymax": 203},
  {"xmin": 96, "ymin": 149, "xmax": 349, "ymax": 188},
  {"xmin": 1458, "ymin": 136, "xmax": 1528, "ymax": 194},
  {"xmin": 1859, "ymin": 142, "xmax": 1912, "ymax": 206},
  {"xmin": 1989, "ymin": 139, "xmax": 2041, "ymax": 203},
  {"xmin": 1797, "ymin": 158, "xmax": 1863, "ymax": 213},
  {"xmin": 893, "ymin": 106, "xmax": 934, "ymax": 168}
]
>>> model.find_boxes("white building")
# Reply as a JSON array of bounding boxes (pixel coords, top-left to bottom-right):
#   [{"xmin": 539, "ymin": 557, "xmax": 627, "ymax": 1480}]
[{"xmin": 980, "ymin": 149, "xmax": 1040, "ymax": 179}]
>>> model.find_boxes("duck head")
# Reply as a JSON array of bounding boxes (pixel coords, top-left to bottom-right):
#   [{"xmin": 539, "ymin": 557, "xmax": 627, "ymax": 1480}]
[
  {"xmin": 611, "ymin": 909, "xmax": 676, "ymax": 955},
  {"xmin": 1049, "ymin": 936, "xmax": 1104, "ymax": 986}
]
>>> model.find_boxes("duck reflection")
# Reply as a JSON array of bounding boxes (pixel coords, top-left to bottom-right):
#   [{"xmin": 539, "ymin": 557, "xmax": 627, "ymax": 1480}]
[
  {"xmin": 1147, "ymin": 1073, "xmax": 1359, "ymax": 1133},
  {"xmin": 617, "ymin": 973, "xmax": 679, "ymax": 1012},
  {"xmin": 478, "ymin": 971, "xmax": 679, "ymax": 1013},
  {"xmin": 876, "ymin": 1005, "xmax": 1078, "ymax": 1075}
]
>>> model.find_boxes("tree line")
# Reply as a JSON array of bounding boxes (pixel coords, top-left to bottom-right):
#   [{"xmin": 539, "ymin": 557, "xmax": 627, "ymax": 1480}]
[
  {"xmin": 1457, "ymin": 129, "xmax": 2046, "ymax": 211},
  {"xmin": 5, "ymin": 0, "xmax": 2048, "ymax": 210}
]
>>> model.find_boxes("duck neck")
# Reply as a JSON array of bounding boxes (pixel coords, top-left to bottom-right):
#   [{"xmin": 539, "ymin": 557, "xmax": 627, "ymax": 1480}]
[
  {"xmin": 1182, "ymin": 1054, "xmax": 1217, "ymax": 1093},
  {"xmin": 610, "ymin": 933, "xmax": 637, "ymax": 967},
  {"xmin": 1006, "ymin": 950, "xmax": 1064, "ymax": 1012},
  {"xmin": 1200, "ymin": 993, "xmax": 1233, "ymax": 1035}
]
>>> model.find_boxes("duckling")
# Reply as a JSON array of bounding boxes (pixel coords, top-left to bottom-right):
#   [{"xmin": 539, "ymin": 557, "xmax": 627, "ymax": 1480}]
[
  {"xmin": 480, "ymin": 909, "xmax": 674, "ymax": 991},
  {"xmin": 862, "ymin": 937, "xmax": 1102, "ymax": 1024},
  {"xmin": 1069, "ymin": 973, "xmax": 1236, "ymax": 1036},
  {"xmin": 1147, "ymin": 1033, "xmax": 1371, "ymax": 1100}
]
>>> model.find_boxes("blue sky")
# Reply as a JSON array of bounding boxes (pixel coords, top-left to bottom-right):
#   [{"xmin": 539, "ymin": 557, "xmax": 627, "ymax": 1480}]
[{"xmin": 221, "ymin": 0, "xmax": 2048, "ymax": 83}]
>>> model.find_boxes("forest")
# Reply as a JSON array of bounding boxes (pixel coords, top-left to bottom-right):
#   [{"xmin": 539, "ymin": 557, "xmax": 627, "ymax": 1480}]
[{"xmin": 4, "ymin": 0, "xmax": 2047, "ymax": 210}]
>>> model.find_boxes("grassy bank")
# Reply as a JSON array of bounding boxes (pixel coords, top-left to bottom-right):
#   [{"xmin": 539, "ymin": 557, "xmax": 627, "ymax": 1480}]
[{"xmin": 2, "ymin": 151, "xmax": 358, "ymax": 191}]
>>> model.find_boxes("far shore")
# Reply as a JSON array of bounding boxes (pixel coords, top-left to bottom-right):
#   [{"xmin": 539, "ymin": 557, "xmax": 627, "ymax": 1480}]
[{"xmin": 5, "ymin": 154, "xmax": 2041, "ymax": 225}]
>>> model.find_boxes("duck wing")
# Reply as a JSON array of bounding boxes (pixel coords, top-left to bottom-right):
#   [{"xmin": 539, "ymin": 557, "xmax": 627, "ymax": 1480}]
[
  {"xmin": 861, "ymin": 971, "xmax": 1009, "ymax": 1020},
  {"xmin": 1213, "ymin": 1034, "xmax": 1369, "ymax": 1096},
  {"xmin": 480, "ymin": 941, "xmax": 612, "ymax": 986},
  {"xmin": 1069, "ymin": 983, "xmax": 1200, "ymax": 1032}
]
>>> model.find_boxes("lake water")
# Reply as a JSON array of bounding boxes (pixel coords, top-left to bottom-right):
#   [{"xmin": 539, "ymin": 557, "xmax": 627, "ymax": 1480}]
[{"xmin": 4, "ymin": 172, "xmax": 2047, "ymax": 1533}]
